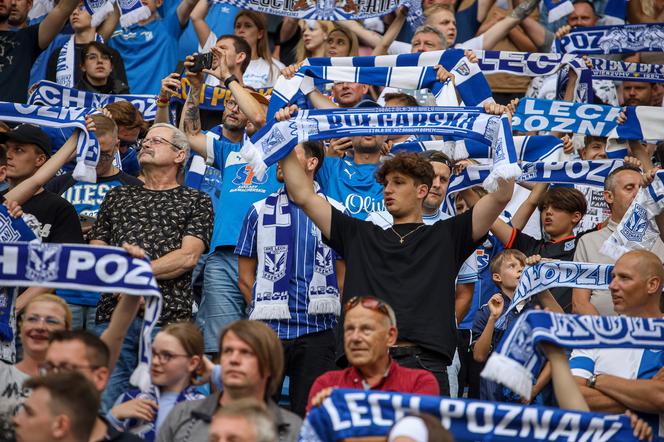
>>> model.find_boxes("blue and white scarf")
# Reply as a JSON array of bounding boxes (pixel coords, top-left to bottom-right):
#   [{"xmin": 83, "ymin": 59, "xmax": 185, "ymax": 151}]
[
  {"xmin": 483, "ymin": 310, "xmax": 664, "ymax": 400},
  {"xmin": 55, "ymin": 34, "xmax": 104, "ymax": 88},
  {"xmin": 443, "ymin": 160, "xmax": 623, "ymax": 214},
  {"xmin": 242, "ymin": 107, "xmax": 520, "ymax": 191},
  {"xmin": 210, "ymin": 0, "xmax": 424, "ymax": 29},
  {"xmin": 543, "ymin": 0, "xmax": 574, "ymax": 22},
  {"xmin": 83, "ymin": 0, "xmax": 115, "ymax": 27},
  {"xmin": 118, "ymin": 0, "xmax": 151, "ymax": 28},
  {"xmin": 512, "ymin": 99, "xmax": 664, "ymax": 154},
  {"xmin": 496, "ymin": 261, "xmax": 613, "ymax": 330},
  {"xmin": 0, "ymin": 207, "xmax": 36, "ymax": 342},
  {"xmin": 300, "ymin": 388, "xmax": 637, "ymax": 442},
  {"xmin": 0, "ymin": 101, "xmax": 99, "ymax": 183},
  {"xmin": 556, "ymin": 23, "xmax": 664, "ymax": 54},
  {"xmin": 112, "ymin": 384, "xmax": 205, "ymax": 441},
  {"xmin": 253, "ymin": 186, "xmax": 340, "ymax": 320},
  {"xmin": 601, "ymin": 170, "xmax": 664, "ymax": 260},
  {"xmin": 171, "ymin": 78, "xmax": 272, "ymax": 114},
  {"xmin": 0, "ymin": 241, "xmax": 162, "ymax": 391},
  {"xmin": 590, "ymin": 58, "xmax": 664, "ymax": 84},
  {"xmin": 267, "ymin": 51, "xmax": 493, "ymax": 120},
  {"xmin": 29, "ymin": 80, "xmax": 158, "ymax": 121},
  {"xmin": 394, "ymin": 135, "xmax": 564, "ymax": 162}
]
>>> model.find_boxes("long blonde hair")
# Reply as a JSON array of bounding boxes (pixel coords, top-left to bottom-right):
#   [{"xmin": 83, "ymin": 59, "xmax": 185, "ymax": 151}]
[
  {"xmin": 296, "ymin": 20, "xmax": 335, "ymax": 62},
  {"xmin": 327, "ymin": 26, "xmax": 359, "ymax": 57}
]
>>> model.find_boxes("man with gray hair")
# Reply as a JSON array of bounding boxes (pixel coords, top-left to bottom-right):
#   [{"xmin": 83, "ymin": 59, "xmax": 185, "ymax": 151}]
[
  {"xmin": 208, "ymin": 399, "xmax": 278, "ymax": 442},
  {"xmin": 90, "ymin": 122, "xmax": 214, "ymax": 409}
]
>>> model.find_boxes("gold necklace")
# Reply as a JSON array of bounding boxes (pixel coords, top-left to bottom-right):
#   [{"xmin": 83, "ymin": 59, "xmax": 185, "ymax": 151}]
[{"xmin": 390, "ymin": 224, "xmax": 425, "ymax": 244}]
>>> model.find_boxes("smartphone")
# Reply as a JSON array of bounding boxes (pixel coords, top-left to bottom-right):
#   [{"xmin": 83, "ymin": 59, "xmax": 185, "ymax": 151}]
[{"xmin": 189, "ymin": 53, "xmax": 213, "ymax": 73}]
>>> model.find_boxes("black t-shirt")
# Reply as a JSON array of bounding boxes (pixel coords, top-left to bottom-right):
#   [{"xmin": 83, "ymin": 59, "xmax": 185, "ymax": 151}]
[
  {"xmin": 324, "ymin": 207, "xmax": 481, "ymax": 362},
  {"xmin": 1, "ymin": 189, "xmax": 84, "ymax": 243},
  {"xmin": 46, "ymin": 42, "xmax": 128, "ymax": 87},
  {"xmin": 0, "ymin": 25, "xmax": 42, "ymax": 103},
  {"xmin": 507, "ymin": 228, "xmax": 586, "ymax": 312}
]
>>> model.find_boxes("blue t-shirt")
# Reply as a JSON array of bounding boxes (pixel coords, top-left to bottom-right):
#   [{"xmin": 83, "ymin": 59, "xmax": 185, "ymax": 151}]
[
  {"xmin": 235, "ymin": 191, "xmax": 341, "ymax": 340},
  {"xmin": 316, "ymin": 157, "xmax": 384, "ymax": 220},
  {"xmin": 208, "ymin": 138, "xmax": 280, "ymax": 251},
  {"xmin": 109, "ymin": 14, "xmax": 184, "ymax": 94}
]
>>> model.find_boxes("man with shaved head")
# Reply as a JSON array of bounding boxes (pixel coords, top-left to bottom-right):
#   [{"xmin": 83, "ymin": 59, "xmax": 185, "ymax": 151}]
[{"xmin": 568, "ymin": 250, "xmax": 664, "ymax": 435}]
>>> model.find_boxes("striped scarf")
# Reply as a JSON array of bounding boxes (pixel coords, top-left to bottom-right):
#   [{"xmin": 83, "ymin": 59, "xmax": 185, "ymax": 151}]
[
  {"xmin": 556, "ymin": 23, "xmax": 664, "ymax": 54},
  {"xmin": 55, "ymin": 34, "xmax": 104, "ymax": 88}
]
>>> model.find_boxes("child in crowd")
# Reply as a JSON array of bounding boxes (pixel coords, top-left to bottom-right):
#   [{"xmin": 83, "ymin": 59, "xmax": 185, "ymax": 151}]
[
  {"xmin": 471, "ymin": 250, "xmax": 556, "ymax": 405},
  {"xmin": 108, "ymin": 323, "xmax": 206, "ymax": 441}
]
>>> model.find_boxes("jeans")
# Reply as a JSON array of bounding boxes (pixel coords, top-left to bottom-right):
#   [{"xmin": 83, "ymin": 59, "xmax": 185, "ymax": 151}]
[
  {"xmin": 93, "ymin": 318, "xmax": 143, "ymax": 412},
  {"xmin": 196, "ymin": 248, "xmax": 246, "ymax": 353},
  {"xmin": 448, "ymin": 349, "xmax": 461, "ymax": 398},
  {"xmin": 68, "ymin": 304, "xmax": 98, "ymax": 332},
  {"xmin": 390, "ymin": 346, "xmax": 450, "ymax": 396},
  {"xmin": 279, "ymin": 329, "xmax": 336, "ymax": 417},
  {"xmin": 447, "ymin": 329, "xmax": 483, "ymax": 399}
]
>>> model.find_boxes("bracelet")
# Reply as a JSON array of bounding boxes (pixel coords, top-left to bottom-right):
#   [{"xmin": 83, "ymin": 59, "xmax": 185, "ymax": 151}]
[
  {"xmin": 224, "ymin": 75, "xmax": 238, "ymax": 89},
  {"xmin": 156, "ymin": 95, "xmax": 169, "ymax": 108}
]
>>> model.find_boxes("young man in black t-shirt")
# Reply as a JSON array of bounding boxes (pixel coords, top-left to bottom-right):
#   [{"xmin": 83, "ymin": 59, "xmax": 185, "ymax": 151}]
[
  {"xmin": 277, "ymin": 103, "xmax": 516, "ymax": 395},
  {"xmin": 490, "ymin": 186, "xmax": 588, "ymax": 312}
]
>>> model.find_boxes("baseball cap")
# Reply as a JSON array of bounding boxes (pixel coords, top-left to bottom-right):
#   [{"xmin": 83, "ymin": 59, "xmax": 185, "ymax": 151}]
[{"xmin": 0, "ymin": 124, "xmax": 52, "ymax": 157}]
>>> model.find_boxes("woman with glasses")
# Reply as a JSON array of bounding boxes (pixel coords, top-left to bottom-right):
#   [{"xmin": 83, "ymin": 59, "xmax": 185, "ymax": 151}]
[
  {"xmin": 107, "ymin": 322, "xmax": 206, "ymax": 442},
  {"xmin": 0, "ymin": 294, "xmax": 71, "ymax": 441}
]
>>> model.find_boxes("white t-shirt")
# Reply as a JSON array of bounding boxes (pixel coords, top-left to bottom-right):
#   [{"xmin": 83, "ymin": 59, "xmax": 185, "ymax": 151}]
[{"xmin": 0, "ymin": 362, "xmax": 30, "ymax": 440}]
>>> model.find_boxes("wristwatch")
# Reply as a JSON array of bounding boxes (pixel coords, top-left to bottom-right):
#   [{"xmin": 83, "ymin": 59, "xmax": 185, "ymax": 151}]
[
  {"xmin": 224, "ymin": 75, "xmax": 238, "ymax": 89},
  {"xmin": 586, "ymin": 374, "xmax": 598, "ymax": 388}
]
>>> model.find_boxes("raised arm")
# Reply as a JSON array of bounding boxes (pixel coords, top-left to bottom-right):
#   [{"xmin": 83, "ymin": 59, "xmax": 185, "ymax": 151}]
[
  {"xmin": 510, "ymin": 183, "xmax": 548, "ymax": 231},
  {"xmin": 542, "ymin": 344, "xmax": 590, "ymax": 411},
  {"xmin": 474, "ymin": 178, "xmax": 514, "ymax": 242},
  {"xmin": 97, "ymin": 3, "xmax": 121, "ymax": 42},
  {"xmin": 176, "ymin": 0, "xmax": 199, "ymax": 28},
  {"xmin": 102, "ymin": 294, "xmax": 141, "ymax": 372},
  {"xmin": 190, "ymin": 0, "xmax": 212, "ymax": 47},
  {"xmin": 278, "ymin": 106, "xmax": 333, "ymax": 238},
  {"xmin": 336, "ymin": 20, "xmax": 382, "ymax": 49},
  {"xmin": 38, "ymin": 0, "xmax": 79, "ymax": 49},
  {"xmin": 180, "ymin": 57, "xmax": 207, "ymax": 158},
  {"xmin": 6, "ymin": 129, "xmax": 80, "ymax": 205},
  {"xmin": 478, "ymin": 0, "xmax": 539, "ymax": 50},
  {"xmin": 373, "ymin": 6, "xmax": 407, "ymax": 56}
]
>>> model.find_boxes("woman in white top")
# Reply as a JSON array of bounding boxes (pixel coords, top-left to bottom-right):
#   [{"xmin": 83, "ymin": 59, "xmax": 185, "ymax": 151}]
[{"xmin": 0, "ymin": 294, "xmax": 71, "ymax": 440}]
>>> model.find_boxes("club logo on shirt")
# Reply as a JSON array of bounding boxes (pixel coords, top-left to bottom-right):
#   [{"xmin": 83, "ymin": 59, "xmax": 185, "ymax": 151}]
[
  {"xmin": 263, "ymin": 246, "xmax": 287, "ymax": 281},
  {"xmin": 476, "ymin": 249, "xmax": 490, "ymax": 272},
  {"xmin": 564, "ymin": 240, "xmax": 575, "ymax": 252},
  {"xmin": 621, "ymin": 204, "xmax": 648, "ymax": 241},
  {"xmin": 26, "ymin": 243, "xmax": 61, "ymax": 283}
]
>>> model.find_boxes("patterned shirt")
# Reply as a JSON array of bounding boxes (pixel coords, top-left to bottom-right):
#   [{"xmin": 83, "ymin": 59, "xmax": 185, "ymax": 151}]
[{"xmin": 91, "ymin": 185, "xmax": 213, "ymax": 324}]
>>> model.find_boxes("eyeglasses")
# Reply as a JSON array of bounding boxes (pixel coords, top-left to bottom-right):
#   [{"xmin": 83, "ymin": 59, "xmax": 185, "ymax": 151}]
[
  {"xmin": 138, "ymin": 136, "xmax": 183, "ymax": 151},
  {"xmin": 225, "ymin": 99, "xmax": 239, "ymax": 111},
  {"xmin": 344, "ymin": 296, "xmax": 396, "ymax": 326},
  {"xmin": 152, "ymin": 350, "xmax": 190, "ymax": 363},
  {"xmin": 40, "ymin": 362, "xmax": 102, "ymax": 374},
  {"xmin": 23, "ymin": 315, "xmax": 64, "ymax": 327}
]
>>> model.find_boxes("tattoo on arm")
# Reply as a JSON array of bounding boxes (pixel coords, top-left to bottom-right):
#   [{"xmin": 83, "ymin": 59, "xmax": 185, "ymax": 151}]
[{"xmin": 182, "ymin": 93, "xmax": 201, "ymax": 135}]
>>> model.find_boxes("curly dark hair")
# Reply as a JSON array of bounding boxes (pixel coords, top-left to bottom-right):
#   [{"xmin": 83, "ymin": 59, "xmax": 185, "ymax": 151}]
[{"xmin": 376, "ymin": 152, "xmax": 434, "ymax": 189}]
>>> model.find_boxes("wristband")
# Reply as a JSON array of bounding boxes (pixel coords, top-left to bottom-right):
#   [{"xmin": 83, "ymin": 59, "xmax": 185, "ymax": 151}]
[
  {"xmin": 156, "ymin": 95, "xmax": 169, "ymax": 108},
  {"xmin": 224, "ymin": 75, "xmax": 238, "ymax": 89}
]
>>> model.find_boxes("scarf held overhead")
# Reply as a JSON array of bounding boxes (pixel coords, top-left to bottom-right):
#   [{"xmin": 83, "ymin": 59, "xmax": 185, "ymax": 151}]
[
  {"xmin": 482, "ymin": 311, "xmax": 664, "ymax": 400},
  {"xmin": 556, "ymin": 23, "xmax": 664, "ymax": 54},
  {"xmin": 0, "ymin": 101, "xmax": 99, "ymax": 183},
  {"xmin": 0, "ymin": 241, "xmax": 162, "ymax": 392},
  {"xmin": 242, "ymin": 107, "xmax": 520, "ymax": 192},
  {"xmin": 29, "ymin": 80, "xmax": 158, "ymax": 121},
  {"xmin": 299, "ymin": 388, "xmax": 637, "ymax": 442}
]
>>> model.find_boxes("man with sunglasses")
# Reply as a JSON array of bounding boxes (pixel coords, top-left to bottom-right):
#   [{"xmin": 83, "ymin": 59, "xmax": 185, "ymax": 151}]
[
  {"xmin": 306, "ymin": 296, "xmax": 439, "ymax": 411},
  {"xmin": 278, "ymin": 103, "xmax": 515, "ymax": 395},
  {"xmin": 89, "ymin": 123, "xmax": 213, "ymax": 410}
]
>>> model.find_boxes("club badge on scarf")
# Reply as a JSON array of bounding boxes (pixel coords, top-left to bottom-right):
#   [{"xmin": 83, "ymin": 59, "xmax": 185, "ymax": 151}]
[
  {"xmin": 300, "ymin": 388, "xmax": 637, "ymax": 442},
  {"xmin": 0, "ymin": 207, "xmax": 36, "ymax": 342},
  {"xmin": 0, "ymin": 101, "xmax": 99, "ymax": 183},
  {"xmin": 118, "ymin": 0, "xmax": 151, "ymax": 27},
  {"xmin": 253, "ymin": 187, "xmax": 340, "ymax": 320},
  {"xmin": 495, "ymin": 261, "xmax": 613, "ymax": 330},
  {"xmin": 0, "ymin": 241, "xmax": 162, "ymax": 392},
  {"xmin": 601, "ymin": 170, "xmax": 664, "ymax": 260},
  {"xmin": 267, "ymin": 50, "xmax": 493, "ymax": 120},
  {"xmin": 482, "ymin": 311, "xmax": 664, "ymax": 400},
  {"xmin": 209, "ymin": 0, "xmax": 424, "ymax": 29},
  {"xmin": 556, "ymin": 23, "xmax": 664, "ymax": 54},
  {"xmin": 29, "ymin": 80, "xmax": 158, "ymax": 121},
  {"xmin": 242, "ymin": 107, "xmax": 513, "ymax": 181}
]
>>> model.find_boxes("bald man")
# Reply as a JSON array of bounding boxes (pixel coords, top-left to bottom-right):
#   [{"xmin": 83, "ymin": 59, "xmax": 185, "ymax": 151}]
[{"xmin": 567, "ymin": 251, "xmax": 664, "ymax": 436}]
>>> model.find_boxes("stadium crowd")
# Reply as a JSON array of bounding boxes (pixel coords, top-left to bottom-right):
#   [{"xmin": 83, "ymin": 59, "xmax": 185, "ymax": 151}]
[{"xmin": 0, "ymin": 0, "xmax": 663, "ymax": 440}]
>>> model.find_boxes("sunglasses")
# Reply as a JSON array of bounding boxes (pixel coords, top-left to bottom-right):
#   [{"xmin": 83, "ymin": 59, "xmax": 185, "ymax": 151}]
[{"xmin": 344, "ymin": 296, "xmax": 396, "ymax": 325}]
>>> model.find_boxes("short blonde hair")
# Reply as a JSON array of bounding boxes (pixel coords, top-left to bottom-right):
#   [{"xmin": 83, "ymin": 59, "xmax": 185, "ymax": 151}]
[{"xmin": 23, "ymin": 293, "xmax": 72, "ymax": 330}]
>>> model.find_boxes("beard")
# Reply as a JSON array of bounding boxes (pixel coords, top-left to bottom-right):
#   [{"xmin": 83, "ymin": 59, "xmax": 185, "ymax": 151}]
[{"xmin": 353, "ymin": 141, "xmax": 381, "ymax": 155}]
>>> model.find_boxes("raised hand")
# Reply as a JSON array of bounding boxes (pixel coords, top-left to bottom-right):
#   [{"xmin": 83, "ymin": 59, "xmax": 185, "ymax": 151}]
[{"xmin": 488, "ymin": 293, "xmax": 505, "ymax": 319}]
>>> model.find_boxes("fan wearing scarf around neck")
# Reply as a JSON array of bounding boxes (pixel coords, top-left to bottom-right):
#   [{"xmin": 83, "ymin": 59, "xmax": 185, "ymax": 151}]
[{"xmin": 107, "ymin": 322, "xmax": 206, "ymax": 442}]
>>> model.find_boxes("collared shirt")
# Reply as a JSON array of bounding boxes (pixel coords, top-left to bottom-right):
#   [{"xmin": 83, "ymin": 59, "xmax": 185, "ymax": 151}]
[
  {"xmin": 235, "ymin": 188, "xmax": 344, "ymax": 340},
  {"xmin": 306, "ymin": 360, "xmax": 439, "ymax": 412}
]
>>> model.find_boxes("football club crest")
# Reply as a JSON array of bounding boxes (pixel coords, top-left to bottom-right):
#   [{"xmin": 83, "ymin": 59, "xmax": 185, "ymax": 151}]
[
  {"xmin": 314, "ymin": 246, "xmax": 334, "ymax": 276},
  {"xmin": 26, "ymin": 243, "xmax": 61, "ymax": 283},
  {"xmin": 564, "ymin": 240, "xmax": 575, "ymax": 252},
  {"xmin": 261, "ymin": 126, "xmax": 287, "ymax": 156},
  {"xmin": 0, "ymin": 213, "xmax": 20, "ymax": 242},
  {"xmin": 263, "ymin": 245, "xmax": 288, "ymax": 281},
  {"xmin": 620, "ymin": 204, "xmax": 648, "ymax": 241},
  {"xmin": 456, "ymin": 62, "xmax": 470, "ymax": 76}
]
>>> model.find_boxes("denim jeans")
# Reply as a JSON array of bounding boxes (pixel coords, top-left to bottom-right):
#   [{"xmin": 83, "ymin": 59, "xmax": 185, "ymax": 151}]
[
  {"xmin": 68, "ymin": 304, "xmax": 98, "ymax": 332},
  {"xmin": 196, "ymin": 248, "xmax": 246, "ymax": 353},
  {"xmin": 93, "ymin": 318, "xmax": 143, "ymax": 412}
]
